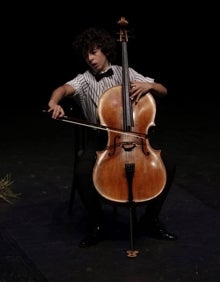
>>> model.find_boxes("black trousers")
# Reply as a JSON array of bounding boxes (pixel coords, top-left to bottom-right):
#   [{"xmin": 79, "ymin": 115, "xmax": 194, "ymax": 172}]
[{"xmin": 74, "ymin": 128, "xmax": 176, "ymax": 228}]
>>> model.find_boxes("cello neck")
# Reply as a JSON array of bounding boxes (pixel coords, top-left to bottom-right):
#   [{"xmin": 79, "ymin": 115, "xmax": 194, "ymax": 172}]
[{"xmin": 118, "ymin": 17, "xmax": 134, "ymax": 130}]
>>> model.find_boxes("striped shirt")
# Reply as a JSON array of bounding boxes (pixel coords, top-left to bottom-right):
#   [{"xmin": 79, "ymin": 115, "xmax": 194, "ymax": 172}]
[{"xmin": 66, "ymin": 65, "xmax": 154, "ymax": 124}]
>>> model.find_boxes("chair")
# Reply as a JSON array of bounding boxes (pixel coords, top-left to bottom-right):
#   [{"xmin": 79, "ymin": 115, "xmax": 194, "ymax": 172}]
[{"xmin": 67, "ymin": 125, "xmax": 88, "ymax": 216}]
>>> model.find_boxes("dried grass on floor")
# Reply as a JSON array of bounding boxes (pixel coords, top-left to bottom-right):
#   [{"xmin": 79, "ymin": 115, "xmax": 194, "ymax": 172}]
[{"xmin": 0, "ymin": 174, "xmax": 20, "ymax": 204}]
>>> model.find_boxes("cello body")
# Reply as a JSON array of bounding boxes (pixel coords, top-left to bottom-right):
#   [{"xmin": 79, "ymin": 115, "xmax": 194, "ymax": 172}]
[{"xmin": 93, "ymin": 85, "xmax": 167, "ymax": 204}]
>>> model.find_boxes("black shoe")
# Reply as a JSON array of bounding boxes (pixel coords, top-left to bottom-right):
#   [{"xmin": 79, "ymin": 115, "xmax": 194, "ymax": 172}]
[
  {"xmin": 79, "ymin": 225, "xmax": 105, "ymax": 248},
  {"xmin": 139, "ymin": 216, "xmax": 177, "ymax": 241}
]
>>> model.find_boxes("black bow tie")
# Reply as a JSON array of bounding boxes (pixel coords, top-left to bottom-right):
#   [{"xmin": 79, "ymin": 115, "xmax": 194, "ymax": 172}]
[{"xmin": 94, "ymin": 68, "xmax": 114, "ymax": 81}]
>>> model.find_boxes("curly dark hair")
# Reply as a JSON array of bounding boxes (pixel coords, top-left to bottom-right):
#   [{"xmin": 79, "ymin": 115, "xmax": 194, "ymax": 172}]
[{"xmin": 72, "ymin": 27, "xmax": 117, "ymax": 63}]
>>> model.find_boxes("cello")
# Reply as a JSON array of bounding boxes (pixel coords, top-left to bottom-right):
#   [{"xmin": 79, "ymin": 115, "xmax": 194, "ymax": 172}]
[{"xmin": 92, "ymin": 17, "xmax": 167, "ymax": 257}]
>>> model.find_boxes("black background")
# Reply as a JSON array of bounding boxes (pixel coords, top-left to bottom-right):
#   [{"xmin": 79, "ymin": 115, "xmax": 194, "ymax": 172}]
[{"xmin": 2, "ymin": 2, "xmax": 219, "ymax": 114}]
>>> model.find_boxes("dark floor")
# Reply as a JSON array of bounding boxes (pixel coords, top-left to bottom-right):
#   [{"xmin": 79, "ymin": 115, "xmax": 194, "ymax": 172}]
[{"xmin": 0, "ymin": 100, "xmax": 220, "ymax": 282}]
